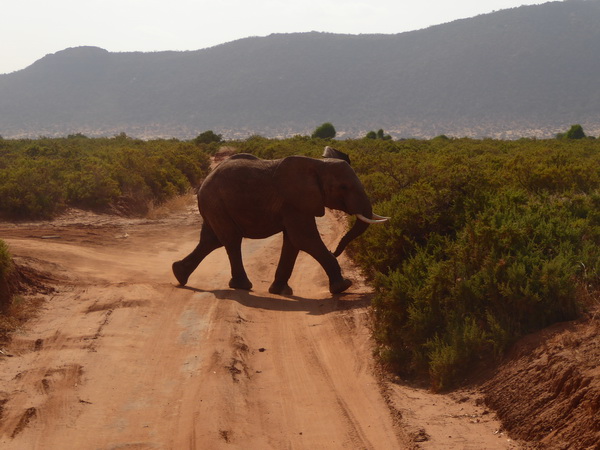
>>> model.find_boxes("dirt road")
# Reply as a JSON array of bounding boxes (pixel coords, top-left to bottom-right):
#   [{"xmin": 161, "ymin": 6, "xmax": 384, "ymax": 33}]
[{"xmin": 0, "ymin": 199, "xmax": 516, "ymax": 449}]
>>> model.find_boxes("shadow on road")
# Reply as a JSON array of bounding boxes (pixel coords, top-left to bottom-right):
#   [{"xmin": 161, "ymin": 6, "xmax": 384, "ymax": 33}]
[{"xmin": 175, "ymin": 284, "xmax": 372, "ymax": 315}]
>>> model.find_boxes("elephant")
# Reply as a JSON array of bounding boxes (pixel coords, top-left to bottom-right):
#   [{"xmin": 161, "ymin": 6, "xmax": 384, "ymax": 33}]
[{"xmin": 172, "ymin": 150, "xmax": 388, "ymax": 295}]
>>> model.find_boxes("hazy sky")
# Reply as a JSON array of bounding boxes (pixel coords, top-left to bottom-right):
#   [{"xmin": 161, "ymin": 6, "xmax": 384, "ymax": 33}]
[{"xmin": 2, "ymin": 0, "xmax": 552, "ymax": 74}]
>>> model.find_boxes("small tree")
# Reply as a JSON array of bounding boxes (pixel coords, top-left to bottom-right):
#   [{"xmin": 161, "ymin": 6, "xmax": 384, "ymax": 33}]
[
  {"xmin": 377, "ymin": 129, "xmax": 392, "ymax": 140},
  {"xmin": 311, "ymin": 123, "xmax": 336, "ymax": 139},
  {"xmin": 194, "ymin": 130, "xmax": 222, "ymax": 145},
  {"xmin": 365, "ymin": 129, "xmax": 391, "ymax": 140},
  {"xmin": 565, "ymin": 124, "xmax": 586, "ymax": 140},
  {"xmin": 114, "ymin": 132, "xmax": 130, "ymax": 141}
]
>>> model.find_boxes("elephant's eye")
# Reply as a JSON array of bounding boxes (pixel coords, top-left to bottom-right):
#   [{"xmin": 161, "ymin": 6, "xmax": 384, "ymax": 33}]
[{"xmin": 340, "ymin": 184, "xmax": 349, "ymax": 191}]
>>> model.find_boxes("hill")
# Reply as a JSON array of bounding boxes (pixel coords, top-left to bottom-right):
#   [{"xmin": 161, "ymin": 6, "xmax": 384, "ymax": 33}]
[{"xmin": 1, "ymin": 0, "xmax": 600, "ymax": 139}]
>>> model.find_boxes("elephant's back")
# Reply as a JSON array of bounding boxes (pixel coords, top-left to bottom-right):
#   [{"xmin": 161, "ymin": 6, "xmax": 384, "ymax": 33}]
[
  {"xmin": 210, "ymin": 153, "xmax": 278, "ymax": 174},
  {"xmin": 198, "ymin": 156, "xmax": 284, "ymax": 237},
  {"xmin": 228, "ymin": 153, "xmax": 259, "ymax": 161}
]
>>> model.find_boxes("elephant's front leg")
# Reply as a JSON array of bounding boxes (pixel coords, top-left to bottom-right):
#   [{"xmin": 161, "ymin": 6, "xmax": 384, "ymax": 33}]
[
  {"xmin": 172, "ymin": 222, "xmax": 223, "ymax": 286},
  {"xmin": 269, "ymin": 231, "xmax": 299, "ymax": 295},
  {"xmin": 285, "ymin": 214, "xmax": 352, "ymax": 294}
]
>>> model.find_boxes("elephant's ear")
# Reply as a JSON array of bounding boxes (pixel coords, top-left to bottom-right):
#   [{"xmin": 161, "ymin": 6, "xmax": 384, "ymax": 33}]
[{"xmin": 275, "ymin": 156, "xmax": 325, "ymax": 217}]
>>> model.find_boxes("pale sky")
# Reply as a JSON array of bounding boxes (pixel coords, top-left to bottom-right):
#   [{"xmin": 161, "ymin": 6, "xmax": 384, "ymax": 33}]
[{"xmin": 1, "ymin": 0, "xmax": 553, "ymax": 74}]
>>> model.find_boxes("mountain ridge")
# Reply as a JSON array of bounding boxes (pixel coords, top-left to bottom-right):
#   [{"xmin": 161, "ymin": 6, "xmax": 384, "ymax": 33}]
[{"xmin": 1, "ymin": 0, "xmax": 600, "ymax": 139}]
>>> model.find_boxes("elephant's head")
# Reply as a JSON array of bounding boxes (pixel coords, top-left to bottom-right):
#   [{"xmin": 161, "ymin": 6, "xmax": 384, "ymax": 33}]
[
  {"xmin": 322, "ymin": 145, "xmax": 351, "ymax": 165},
  {"xmin": 319, "ymin": 158, "xmax": 389, "ymax": 256},
  {"xmin": 276, "ymin": 155, "xmax": 388, "ymax": 257}
]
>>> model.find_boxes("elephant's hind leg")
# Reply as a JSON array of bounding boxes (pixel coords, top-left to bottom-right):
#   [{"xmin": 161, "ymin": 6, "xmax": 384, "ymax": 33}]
[
  {"xmin": 223, "ymin": 237, "xmax": 253, "ymax": 291},
  {"xmin": 172, "ymin": 223, "xmax": 222, "ymax": 286}
]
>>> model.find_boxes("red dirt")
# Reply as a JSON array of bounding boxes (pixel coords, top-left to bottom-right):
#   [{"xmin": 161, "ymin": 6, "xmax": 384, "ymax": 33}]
[
  {"xmin": 483, "ymin": 315, "xmax": 600, "ymax": 449},
  {"xmin": 3, "ymin": 195, "xmax": 594, "ymax": 449}
]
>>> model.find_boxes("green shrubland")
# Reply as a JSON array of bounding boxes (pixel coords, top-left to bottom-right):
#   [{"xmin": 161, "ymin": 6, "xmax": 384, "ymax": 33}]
[
  {"xmin": 346, "ymin": 138, "xmax": 600, "ymax": 390},
  {"xmin": 0, "ymin": 136, "xmax": 211, "ymax": 219}
]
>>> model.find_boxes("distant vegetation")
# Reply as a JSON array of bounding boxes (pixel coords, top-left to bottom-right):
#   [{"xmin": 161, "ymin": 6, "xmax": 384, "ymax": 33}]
[
  {"xmin": 2, "ymin": 134, "xmax": 600, "ymax": 391},
  {"xmin": 556, "ymin": 124, "xmax": 587, "ymax": 140},
  {"xmin": 311, "ymin": 123, "xmax": 337, "ymax": 140},
  {"xmin": 365, "ymin": 129, "xmax": 392, "ymax": 140},
  {"xmin": 194, "ymin": 130, "xmax": 223, "ymax": 145}
]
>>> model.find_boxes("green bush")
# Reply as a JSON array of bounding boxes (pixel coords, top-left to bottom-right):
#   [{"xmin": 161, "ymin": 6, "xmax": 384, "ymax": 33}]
[
  {"xmin": 311, "ymin": 122, "xmax": 336, "ymax": 139},
  {"xmin": 373, "ymin": 190, "xmax": 590, "ymax": 389},
  {"xmin": 0, "ymin": 160, "xmax": 66, "ymax": 219},
  {"xmin": 0, "ymin": 137, "xmax": 211, "ymax": 219},
  {"xmin": 194, "ymin": 130, "xmax": 222, "ymax": 145},
  {"xmin": 564, "ymin": 124, "xmax": 586, "ymax": 140},
  {"xmin": 351, "ymin": 139, "xmax": 600, "ymax": 390},
  {"xmin": 65, "ymin": 157, "xmax": 121, "ymax": 208}
]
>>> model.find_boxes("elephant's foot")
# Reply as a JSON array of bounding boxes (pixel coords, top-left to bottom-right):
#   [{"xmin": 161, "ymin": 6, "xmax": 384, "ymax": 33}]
[
  {"xmin": 229, "ymin": 277, "xmax": 253, "ymax": 291},
  {"xmin": 172, "ymin": 261, "xmax": 190, "ymax": 286},
  {"xmin": 329, "ymin": 278, "xmax": 352, "ymax": 294},
  {"xmin": 268, "ymin": 281, "xmax": 294, "ymax": 296}
]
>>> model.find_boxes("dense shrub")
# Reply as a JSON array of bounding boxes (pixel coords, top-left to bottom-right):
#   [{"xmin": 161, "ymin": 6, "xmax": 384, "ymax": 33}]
[
  {"xmin": 0, "ymin": 160, "xmax": 66, "ymax": 218},
  {"xmin": 560, "ymin": 124, "xmax": 586, "ymax": 140},
  {"xmin": 0, "ymin": 138, "xmax": 211, "ymax": 219},
  {"xmin": 311, "ymin": 122, "xmax": 336, "ymax": 139},
  {"xmin": 194, "ymin": 130, "xmax": 222, "ymax": 145},
  {"xmin": 347, "ymin": 138, "xmax": 600, "ymax": 390}
]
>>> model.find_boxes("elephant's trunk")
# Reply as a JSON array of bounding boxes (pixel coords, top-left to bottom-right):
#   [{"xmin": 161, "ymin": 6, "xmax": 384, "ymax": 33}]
[
  {"xmin": 333, "ymin": 212, "xmax": 389, "ymax": 257},
  {"xmin": 332, "ymin": 216, "xmax": 371, "ymax": 257}
]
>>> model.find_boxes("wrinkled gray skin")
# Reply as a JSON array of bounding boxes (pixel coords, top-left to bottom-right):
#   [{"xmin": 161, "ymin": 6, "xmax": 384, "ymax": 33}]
[{"xmin": 172, "ymin": 153, "xmax": 374, "ymax": 295}]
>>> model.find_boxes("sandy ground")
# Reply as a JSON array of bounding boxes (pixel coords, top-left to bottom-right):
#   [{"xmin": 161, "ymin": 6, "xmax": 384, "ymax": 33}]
[{"xmin": 0, "ymin": 199, "xmax": 518, "ymax": 449}]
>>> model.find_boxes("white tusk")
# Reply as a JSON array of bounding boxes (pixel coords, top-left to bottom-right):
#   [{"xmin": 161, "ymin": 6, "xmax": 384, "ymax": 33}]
[
  {"xmin": 356, "ymin": 214, "xmax": 388, "ymax": 224},
  {"xmin": 372, "ymin": 213, "xmax": 391, "ymax": 220}
]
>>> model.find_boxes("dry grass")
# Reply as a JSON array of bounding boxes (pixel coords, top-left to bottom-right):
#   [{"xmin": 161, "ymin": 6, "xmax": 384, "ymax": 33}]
[
  {"xmin": 576, "ymin": 281, "xmax": 600, "ymax": 323},
  {"xmin": 1, "ymin": 258, "xmax": 53, "ymax": 347},
  {"xmin": 0, "ymin": 294, "xmax": 45, "ymax": 346},
  {"xmin": 145, "ymin": 193, "xmax": 196, "ymax": 220}
]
